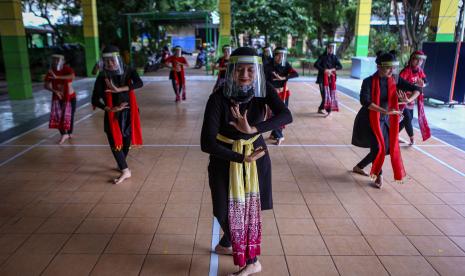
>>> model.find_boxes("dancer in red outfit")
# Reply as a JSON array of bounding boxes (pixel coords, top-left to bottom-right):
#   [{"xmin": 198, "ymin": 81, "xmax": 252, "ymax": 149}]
[
  {"xmin": 44, "ymin": 54, "xmax": 76, "ymax": 144},
  {"xmin": 165, "ymin": 46, "xmax": 189, "ymax": 102},
  {"xmin": 399, "ymin": 50, "xmax": 431, "ymax": 145}
]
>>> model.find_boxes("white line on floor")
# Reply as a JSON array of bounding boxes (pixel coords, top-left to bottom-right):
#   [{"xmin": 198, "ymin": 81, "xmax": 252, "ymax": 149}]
[
  {"xmin": 0, "ymin": 111, "xmax": 96, "ymax": 167},
  {"xmin": 209, "ymin": 218, "xmax": 221, "ymax": 276},
  {"xmin": 320, "ymin": 83, "xmax": 465, "ymax": 177}
]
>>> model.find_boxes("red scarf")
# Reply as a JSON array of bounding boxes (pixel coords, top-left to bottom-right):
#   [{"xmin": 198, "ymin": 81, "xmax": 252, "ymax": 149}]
[
  {"xmin": 105, "ymin": 87, "xmax": 143, "ymax": 150},
  {"xmin": 370, "ymin": 74, "xmax": 405, "ymax": 181},
  {"xmin": 323, "ymin": 72, "xmax": 339, "ymax": 111},
  {"xmin": 399, "ymin": 66, "xmax": 431, "ymax": 141},
  {"xmin": 47, "ymin": 69, "xmax": 74, "ymax": 131}
]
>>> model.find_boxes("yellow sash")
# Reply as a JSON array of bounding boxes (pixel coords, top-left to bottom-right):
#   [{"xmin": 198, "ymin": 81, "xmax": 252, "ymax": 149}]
[{"xmin": 216, "ymin": 134, "xmax": 260, "ymax": 201}]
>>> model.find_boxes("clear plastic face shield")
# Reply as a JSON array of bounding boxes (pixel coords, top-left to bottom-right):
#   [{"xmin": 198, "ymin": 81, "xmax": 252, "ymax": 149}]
[
  {"xmin": 223, "ymin": 46, "xmax": 232, "ymax": 57},
  {"xmin": 102, "ymin": 52, "xmax": 124, "ymax": 76},
  {"xmin": 223, "ymin": 55, "xmax": 267, "ymax": 103},
  {"xmin": 263, "ymin": 47, "xmax": 272, "ymax": 58},
  {"xmin": 50, "ymin": 55, "xmax": 64, "ymax": 71},
  {"xmin": 274, "ymin": 49, "xmax": 287, "ymax": 66},
  {"xmin": 378, "ymin": 61, "xmax": 400, "ymax": 82},
  {"xmin": 174, "ymin": 47, "xmax": 182, "ymax": 57},
  {"xmin": 327, "ymin": 43, "xmax": 336, "ymax": 55},
  {"xmin": 411, "ymin": 54, "xmax": 427, "ymax": 70}
]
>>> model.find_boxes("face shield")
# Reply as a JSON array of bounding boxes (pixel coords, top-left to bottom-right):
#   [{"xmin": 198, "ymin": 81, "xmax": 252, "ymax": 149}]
[
  {"xmin": 174, "ymin": 47, "xmax": 182, "ymax": 57},
  {"xmin": 102, "ymin": 52, "xmax": 124, "ymax": 75},
  {"xmin": 223, "ymin": 46, "xmax": 232, "ymax": 57},
  {"xmin": 50, "ymin": 55, "xmax": 65, "ymax": 71},
  {"xmin": 274, "ymin": 49, "xmax": 287, "ymax": 66},
  {"xmin": 379, "ymin": 61, "xmax": 400, "ymax": 82},
  {"xmin": 223, "ymin": 55, "xmax": 266, "ymax": 103},
  {"xmin": 263, "ymin": 47, "xmax": 272, "ymax": 58},
  {"xmin": 410, "ymin": 54, "xmax": 427, "ymax": 70},
  {"xmin": 327, "ymin": 43, "xmax": 336, "ymax": 55}
]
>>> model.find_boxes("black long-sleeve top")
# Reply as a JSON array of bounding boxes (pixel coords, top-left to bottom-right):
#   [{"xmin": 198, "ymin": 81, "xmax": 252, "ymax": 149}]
[
  {"xmin": 201, "ymin": 83, "xmax": 293, "ymax": 163},
  {"xmin": 359, "ymin": 76, "xmax": 421, "ymax": 123},
  {"xmin": 91, "ymin": 68, "xmax": 143, "ymax": 110},
  {"xmin": 264, "ymin": 61, "xmax": 299, "ymax": 89},
  {"xmin": 314, "ymin": 53, "xmax": 343, "ymax": 84}
]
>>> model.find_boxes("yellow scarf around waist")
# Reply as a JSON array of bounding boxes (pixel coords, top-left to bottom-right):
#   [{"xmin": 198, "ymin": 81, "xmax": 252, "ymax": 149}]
[{"xmin": 216, "ymin": 133, "xmax": 260, "ymax": 200}]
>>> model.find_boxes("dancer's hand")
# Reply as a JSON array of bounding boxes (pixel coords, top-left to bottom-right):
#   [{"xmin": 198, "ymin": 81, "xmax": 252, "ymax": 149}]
[
  {"xmin": 416, "ymin": 78, "xmax": 425, "ymax": 87},
  {"xmin": 54, "ymin": 90, "xmax": 63, "ymax": 100},
  {"xmin": 272, "ymin": 72, "xmax": 285, "ymax": 81},
  {"xmin": 397, "ymin": 90, "xmax": 410, "ymax": 103},
  {"xmin": 386, "ymin": 109, "xmax": 402, "ymax": 116},
  {"xmin": 244, "ymin": 147, "xmax": 266, "ymax": 162},
  {"xmin": 229, "ymin": 105, "xmax": 257, "ymax": 134},
  {"xmin": 105, "ymin": 78, "xmax": 121, "ymax": 93},
  {"xmin": 105, "ymin": 102, "xmax": 129, "ymax": 112},
  {"xmin": 48, "ymin": 70, "xmax": 58, "ymax": 79}
]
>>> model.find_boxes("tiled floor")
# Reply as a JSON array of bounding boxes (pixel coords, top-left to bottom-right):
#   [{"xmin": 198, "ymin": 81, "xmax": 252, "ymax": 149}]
[{"xmin": 0, "ymin": 79, "xmax": 464, "ymax": 275}]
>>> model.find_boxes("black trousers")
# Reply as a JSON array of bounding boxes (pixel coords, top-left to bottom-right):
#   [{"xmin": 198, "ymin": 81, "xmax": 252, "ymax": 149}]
[
  {"xmin": 399, "ymin": 108, "xmax": 414, "ymax": 137},
  {"xmin": 271, "ymin": 97, "xmax": 289, "ymax": 139},
  {"xmin": 357, "ymin": 122, "xmax": 389, "ymax": 175},
  {"xmin": 318, "ymin": 83, "xmax": 325, "ymax": 111},
  {"xmin": 59, "ymin": 98, "xmax": 77, "ymax": 135},
  {"xmin": 106, "ymin": 134, "xmax": 131, "ymax": 170}
]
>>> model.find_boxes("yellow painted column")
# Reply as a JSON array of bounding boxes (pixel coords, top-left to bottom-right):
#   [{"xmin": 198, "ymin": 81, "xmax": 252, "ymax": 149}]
[
  {"xmin": 430, "ymin": 0, "xmax": 459, "ymax": 42},
  {"xmin": 218, "ymin": 0, "xmax": 231, "ymax": 53},
  {"xmin": 82, "ymin": 0, "xmax": 100, "ymax": 76},
  {"xmin": 0, "ymin": 0, "xmax": 32, "ymax": 99},
  {"xmin": 354, "ymin": 0, "xmax": 372, "ymax": 56}
]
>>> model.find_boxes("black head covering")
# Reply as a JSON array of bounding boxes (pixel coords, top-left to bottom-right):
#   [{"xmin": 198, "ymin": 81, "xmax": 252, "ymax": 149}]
[
  {"xmin": 376, "ymin": 50, "xmax": 397, "ymax": 65},
  {"xmin": 102, "ymin": 45, "xmax": 120, "ymax": 54}
]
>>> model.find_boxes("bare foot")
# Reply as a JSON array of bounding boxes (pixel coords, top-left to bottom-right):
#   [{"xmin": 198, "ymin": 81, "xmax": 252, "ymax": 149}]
[
  {"xmin": 374, "ymin": 175, "xmax": 383, "ymax": 189},
  {"xmin": 352, "ymin": 166, "xmax": 369, "ymax": 176},
  {"xmin": 58, "ymin": 134, "xmax": 70, "ymax": 144},
  {"xmin": 114, "ymin": 168, "xmax": 131, "ymax": 184},
  {"xmin": 317, "ymin": 109, "xmax": 325, "ymax": 114},
  {"xmin": 228, "ymin": 260, "xmax": 262, "ymax": 276},
  {"xmin": 324, "ymin": 112, "xmax": 332, "ymax": 118},
  {"xmin": 214, "ymin": 244, "xmax": 232, "ymax": 255}
]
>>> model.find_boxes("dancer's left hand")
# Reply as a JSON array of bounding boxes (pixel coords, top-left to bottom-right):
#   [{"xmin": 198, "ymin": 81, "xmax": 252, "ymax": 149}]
[
  {"xmin": 229, "ymin": 105, "xmax": 257, "ymax": 134},
  {"xmin": 397, "ymin": 90, "xmax": 410, "ymax": 103},
  {"xmin": 272, "ymin": 72, "xmax": 285, "ymax": 81},
  {"xmin": 48, "ymin": 70, "xmax": 58, "ymax": 79}
]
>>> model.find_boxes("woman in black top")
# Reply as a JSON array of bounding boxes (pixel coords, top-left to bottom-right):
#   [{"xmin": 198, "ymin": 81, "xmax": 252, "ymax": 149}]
[
  {"xmin": 201, "ymin": 47, "xmax": 292, "ymax": 276},
  {"xmin": 91, "ymin": 45, "xmax": 143, "ymax": 184},
  {"xmin": 352, "ymin": 51, "xmax": 421, "ymax": 188},
  {"xmin": 314, "ymin": 43, "xmax": 343, "ymax": 114}
]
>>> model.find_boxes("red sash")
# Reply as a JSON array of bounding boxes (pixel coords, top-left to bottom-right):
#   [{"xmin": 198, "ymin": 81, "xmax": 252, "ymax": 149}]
[
  {"xmin": 399, "ymin": 66, "xmax": 431, "ymax": 141},
  {"xmin": 369, "ymin": 74, "xmax": 405, "ymax": 181},
  {"xmin": 105, "ymin": 88, "xmax": 143, "ymax": 150},
  {"xmin": 323, "ymin": 72, "xmax": 339, "ymax": 111},
  {"xmin": 47, "ymin": 69, "xmax": 74, "ymax": 131}
]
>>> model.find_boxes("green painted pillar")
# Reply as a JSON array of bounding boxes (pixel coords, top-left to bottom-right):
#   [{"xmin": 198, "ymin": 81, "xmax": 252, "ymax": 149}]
[
  {"xmin": 82, "ymin": 0, "xmax": 100, "ymax": 76},
  {"xmin": 354, "ymin": 0, "xmax": 372, "ymax": 57},
  {"xmin": 0, "ymin": 0, "xmax": 32, "ymax": 100},
  {"xmin": 430, "ymin": 0, "xmax": 459, "ymax": 42},
  {"xmin": 218, "ymin": 0, "xmax": 231, "ymax": 54}
]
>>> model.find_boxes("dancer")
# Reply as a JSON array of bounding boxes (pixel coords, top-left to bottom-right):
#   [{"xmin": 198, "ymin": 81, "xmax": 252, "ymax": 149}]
[
  {"xmin": 165, "ymin": 46, "xmax": 189, "ymax": 101},
  {"xmin": 44, "ymin": 54, "xmax": 76, "ymax": 144},
  {"xmin": 399, "ymin": 50, "xmax": 431, "ymax": 145},
  {"xmin": 91, "ymin": 45, "xmax": 143, "ymax": 184},
  {"xmin": 201, "ymin": 47, "xmax": 292, "ymax": 275},
  {"xmin": 213, "ymin": 45, "xmax": 232, "ymax": 90},
  {"xmin": 352, "ymin": 51, "xmax": 421, "ymax": 188},
  {"xmin": 314, "ymin": 43, "xmax": 342, "ymax": 115},
  {"xmin": 265, "ymin": 47, "xmax": 299, "ymax": 145}
]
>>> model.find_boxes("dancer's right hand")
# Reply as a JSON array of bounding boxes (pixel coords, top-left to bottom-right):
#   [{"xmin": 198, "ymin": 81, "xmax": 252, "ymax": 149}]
[
  {"xmin": 244, "ymin": 147, "xmax": 266, "ymax": 162},
  {"xmin": 386, "ymin": 109, "xmax": 402, "ymax": 116},
  {"xmin": 54, "ymin": 90, "xmax": 63, "ymax": 100},
  {"xmin": 106, "ymin": 102, "xmax": 129, "ymax": 112}
]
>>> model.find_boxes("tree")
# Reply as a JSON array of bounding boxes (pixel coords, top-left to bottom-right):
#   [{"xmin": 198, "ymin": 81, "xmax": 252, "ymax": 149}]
[
  {"xmin": 393, "ymin": 0, "xmax": 432, "ymax": 51},
  {"xmin": 338, "ymin": 4, "xmax": 357, "ymax": 58},
  {"xmin": 22, "ymin": 0, "xmax": 81, "ymax": 44},
  {"xmin": 232, "ymin": 0, "xmax": 309, "ymax": 46}
]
